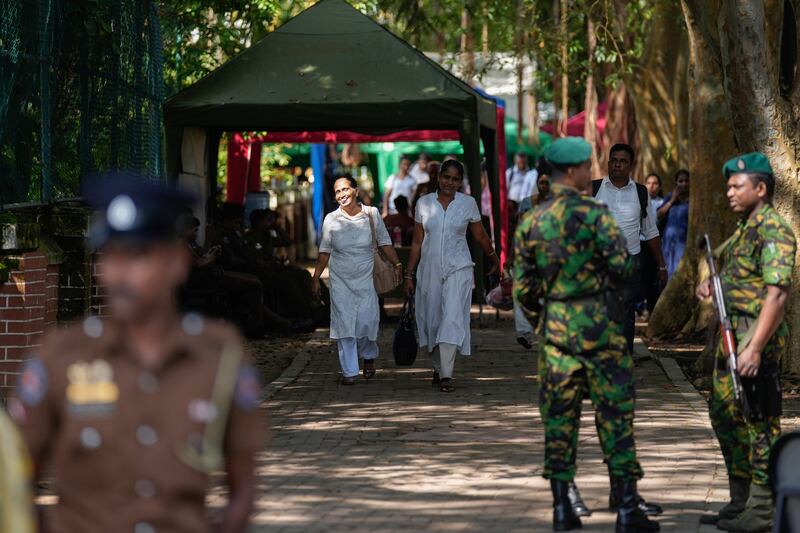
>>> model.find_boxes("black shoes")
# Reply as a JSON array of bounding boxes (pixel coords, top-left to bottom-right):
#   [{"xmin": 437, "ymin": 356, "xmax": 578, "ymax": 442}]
[
  {"xmin": 551, "ymin": 479, "xmax": 582, "ymax": 531},
  {"xmin": 516, "ymin": 336, "xmax": 533, "ymax": 349},
  {"xmin": 614, "ymin": 479, "xmax": 660, "ymax": 533},
  {"xmin": 568, "ymin": 482, "xmax": 591, "ymax": 517},
  {"xmin": 609, "ymin": 476, "xmax": 663, "ymax": 516}
]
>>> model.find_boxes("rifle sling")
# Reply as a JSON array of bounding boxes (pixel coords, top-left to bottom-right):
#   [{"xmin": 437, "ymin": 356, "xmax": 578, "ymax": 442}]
[{"xmin": 737, "ymin": 316, "xmax": 760, "ymax": 353}]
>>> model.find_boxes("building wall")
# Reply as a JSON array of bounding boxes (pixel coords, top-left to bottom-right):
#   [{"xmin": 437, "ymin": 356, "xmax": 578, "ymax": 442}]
[{"xmin": 0, "ymin": 252, "xmax": 60, "ymax": 399}]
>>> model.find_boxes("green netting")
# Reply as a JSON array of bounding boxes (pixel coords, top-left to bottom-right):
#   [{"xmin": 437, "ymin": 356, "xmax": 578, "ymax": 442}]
[{"xmin": 0, "ymin": 0, "xmax": 164, "ymax": 205}]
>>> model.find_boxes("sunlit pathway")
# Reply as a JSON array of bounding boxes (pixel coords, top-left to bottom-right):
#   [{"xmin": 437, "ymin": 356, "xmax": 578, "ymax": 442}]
[{"xmin": 247, "ymin": 313, "xmax": 727, "ymax": 532}]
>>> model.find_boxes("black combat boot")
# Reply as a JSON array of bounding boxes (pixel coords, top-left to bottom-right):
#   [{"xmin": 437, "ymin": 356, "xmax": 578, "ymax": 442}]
[
  {"xmin": 551, "ymin": 479, "xmax": 582, "ymax": 531},
  {"xmin": 615, "ymin": 479, "xmax": 660, "ymax": 533},
  {"xmin": 609, "ymin": 475, "xmax": 663, "ymax": 516},
  {"xmin": 568, "ymin": 481, "xmax": 591, "ymax": 517}
]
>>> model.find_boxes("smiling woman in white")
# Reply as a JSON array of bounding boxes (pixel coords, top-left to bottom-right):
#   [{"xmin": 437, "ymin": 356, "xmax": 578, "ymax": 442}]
[
  {"xmin": 405, "ymin": 160, "xmax": 500, "ymax": 392},
  {"xmin": 312, "ymin": 176, "xmax": 402, "ymax": 385}
]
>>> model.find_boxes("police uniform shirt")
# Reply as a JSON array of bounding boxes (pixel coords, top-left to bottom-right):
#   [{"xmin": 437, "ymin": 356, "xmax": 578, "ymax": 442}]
[{"xmin": 10, "ymin": 314, "xmax": 266, "ymax": 533}]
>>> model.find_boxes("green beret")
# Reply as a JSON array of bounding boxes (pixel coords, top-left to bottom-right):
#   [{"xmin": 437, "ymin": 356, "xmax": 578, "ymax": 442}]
[
  {"xmin": 722, "ymin": 152, "xmax": 773, "ymax": 179},
  {"xmin": 544, "ymin": 137, "xmax": 592, "ymax": 166}
]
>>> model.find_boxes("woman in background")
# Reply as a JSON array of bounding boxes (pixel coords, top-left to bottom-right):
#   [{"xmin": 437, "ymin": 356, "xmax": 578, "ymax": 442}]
[
  {"xmin": 658, "ymin": 169, "xmax": 690, "ymax": 279},
  {"xmin": 404, "ymin": 160, "xmax": 500, "ymax": 393}
]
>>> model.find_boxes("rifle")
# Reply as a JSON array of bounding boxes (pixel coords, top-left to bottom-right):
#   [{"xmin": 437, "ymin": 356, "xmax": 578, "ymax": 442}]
[{"xmin": 703, "ymin": 233, "xmax": 750, "ymax": 421}]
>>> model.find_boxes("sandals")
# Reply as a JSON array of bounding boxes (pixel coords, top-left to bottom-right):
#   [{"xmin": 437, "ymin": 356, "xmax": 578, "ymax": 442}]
[
  {"xmin": 363, "ymin": 360, "xmax": 376, "ymax": 379},
  {"xmin": 439, "ymin": 378, "xmax": 455, "ymax": 393},
  {"xmin": 340, "ymin": 376, "xmax": 356, "ymax": 386}
]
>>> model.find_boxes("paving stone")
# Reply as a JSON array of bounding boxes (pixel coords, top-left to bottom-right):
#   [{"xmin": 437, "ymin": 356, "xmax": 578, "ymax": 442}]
[{"xmin": 247, "ymin": 312, "xmax": 730, "ymax": 532}]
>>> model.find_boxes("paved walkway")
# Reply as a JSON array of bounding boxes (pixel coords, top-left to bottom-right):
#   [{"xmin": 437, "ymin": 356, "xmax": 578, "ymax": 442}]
[{"xmin": 246, "ymin": 312, "xmax": 729, "ymax": 532}]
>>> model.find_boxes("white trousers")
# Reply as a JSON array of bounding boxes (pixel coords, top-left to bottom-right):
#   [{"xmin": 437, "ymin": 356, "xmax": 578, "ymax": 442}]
[
  {"xmin": 429, "ymin": 343, "xmax": 457, "ymax": 379},
  {"xmin": 513, "ymin": 300, "xmax": 533, "ymax": 339},
  {"xmin": 337, "ymin": 337, "xmax": 378, "ymax": 378}
]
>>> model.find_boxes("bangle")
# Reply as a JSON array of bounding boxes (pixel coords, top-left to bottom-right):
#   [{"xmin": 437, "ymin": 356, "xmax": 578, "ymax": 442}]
[
  {"xmin": 404, "ymin": 274, "xmax": 414, "ymax": 279},
  {"xmin": 488, "ymin": 250, "xmax": 497, "ymax": 256},
  {"xmin": 658, "ymin": 266, "xmax": 667, "ymax": 271},
  {"xmin": 394, "ymin": 262, "xmax": 402, "ymax": 267}
]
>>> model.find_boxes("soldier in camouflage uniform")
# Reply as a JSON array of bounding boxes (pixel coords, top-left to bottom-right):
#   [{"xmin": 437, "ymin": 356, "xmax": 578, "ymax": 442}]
[
  {"xmin": 696, "ymin": 152, "xmax": 796, "ymax": 532},
  {"xmin": 514, "ymin": 137, "xmax": 659, "ymax": 533}
]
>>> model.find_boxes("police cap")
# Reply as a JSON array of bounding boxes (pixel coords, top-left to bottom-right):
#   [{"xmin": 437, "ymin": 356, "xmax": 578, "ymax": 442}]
[
  {"xmin": 85, "ymin": 173, "xmax": 196, "ymax": 248},
  {"xmin": 722, "ymin": 152, "xmax": 774, "ymax": 179},
  {"xmin": 544, "ymin": 137, "xmax": 593, "ymax": 167}
]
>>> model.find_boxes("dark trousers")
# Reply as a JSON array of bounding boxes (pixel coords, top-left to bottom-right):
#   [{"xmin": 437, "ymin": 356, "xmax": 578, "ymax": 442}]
[
  {"xmin": 622, "ymin": 254, "xmax": 642, "ymax": 355},
  {"xmin": 640, "ymin": 245, "xmax": 662, "ymax": 313}
]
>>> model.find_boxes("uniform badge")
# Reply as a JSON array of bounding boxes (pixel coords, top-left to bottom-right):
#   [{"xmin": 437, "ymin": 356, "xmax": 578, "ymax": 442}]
[
  {"xmin": 66, "ymin": 360, "xmax": 119, "ymax": 416},
  {"xmin": 18, "ymin": 357, "xmax": 48, "ymax": 407},
  {"xmin": 234, "ymin": 365, "xmax": 262, "ymax": 411},
  {"xmin": 737, "ymin": 159, "xmax": 746, "ymax": 170},
  {"xmin": 188, "ymin": 399, "xmax": 218, "ymax": 423}
]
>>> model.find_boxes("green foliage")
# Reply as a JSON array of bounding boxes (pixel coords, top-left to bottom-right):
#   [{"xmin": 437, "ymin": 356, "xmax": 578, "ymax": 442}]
[{"xmin": 160, "ymin": 1, "xmax": 280, "ymax": 96}]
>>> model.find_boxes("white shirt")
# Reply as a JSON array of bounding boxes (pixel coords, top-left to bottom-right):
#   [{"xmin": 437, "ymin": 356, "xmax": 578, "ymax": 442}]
[
  {"xmin": 384, "ymin": 173, "xmax": 417, "ymax": 214},
  {"xmin": 507, "ymin": 167, "xmax": 538, "ymax": 203},
  {"xmin": 318, "ymin": 205, "xmax": 391, "ymax": 340},
  {"xmin": 409, "ymin": 163, "xmax": 430, "ymax": 185},
  {"xmin": 593, "ymin": 176, "xmax": 659, "ymax": 255}
]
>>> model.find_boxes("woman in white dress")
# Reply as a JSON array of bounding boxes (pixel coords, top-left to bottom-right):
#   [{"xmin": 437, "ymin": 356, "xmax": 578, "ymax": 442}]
[
  {"xmin": 312, "ymin": 176, "xmax": 403, "ymax": 385},
  {"xmin": 404, "ymin": 160, "xmax": 500, "ymax": 392}
]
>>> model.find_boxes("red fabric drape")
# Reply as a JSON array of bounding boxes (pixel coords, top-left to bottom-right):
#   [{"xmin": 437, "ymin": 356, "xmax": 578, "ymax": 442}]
[
  {"xmin": 496, "ymin": 106, "xmax": 509, "ymax": 268},
  {"xmin": 253, "ymin": 130, "xmax": 460, "ymax": 144},
  {"xmin": 227, "ymin": 132, "xmax": 250, "ymax": 205}
]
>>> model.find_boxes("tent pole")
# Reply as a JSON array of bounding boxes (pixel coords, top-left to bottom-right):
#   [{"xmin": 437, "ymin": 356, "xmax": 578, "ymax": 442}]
[
  {"xmin": 165, "ymin": 125, "xmax": 183, "ymax": 186},
  {"xmin": 460, "ymin": 120, "xmax": 485, "ymax": 304}
]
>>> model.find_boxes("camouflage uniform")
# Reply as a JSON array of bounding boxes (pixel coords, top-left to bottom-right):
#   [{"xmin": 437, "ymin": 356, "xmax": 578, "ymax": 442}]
[
  {"xmin": 514, "ymin": 182, "xmax": 642, "ymax": 483},
  {"xmin": 711, "ymin": 203, "xmax": 796, "ymax": 487}
]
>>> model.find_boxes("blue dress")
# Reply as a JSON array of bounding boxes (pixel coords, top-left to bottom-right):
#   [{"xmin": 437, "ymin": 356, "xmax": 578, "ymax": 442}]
[{"xmin": 661, "ymin": 193, "xmax": 689, "ymax": 278}]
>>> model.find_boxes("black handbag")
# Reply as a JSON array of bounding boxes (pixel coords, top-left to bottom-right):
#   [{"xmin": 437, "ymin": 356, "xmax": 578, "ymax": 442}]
[{"xmin": 393, "ymin": 297, "xmax": 418, "ymax": 366}]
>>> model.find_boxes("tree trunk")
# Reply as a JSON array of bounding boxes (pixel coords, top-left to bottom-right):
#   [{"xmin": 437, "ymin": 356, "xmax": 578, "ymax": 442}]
[
  {"xmin": 527, "ymin": 81, "xmax": 540, "ymax": 146},
  {"xmin": 599, "ymin": 81, "xmax": 637, "ymax": 174},
  {"xmin": 716, "ymin": 0, "xmax": 800, "ymax": 373},
  {"xmin": 559, "ymin": 0, "xmax": 569, "ymax": 136},
  {"xmin": 627, "ymin": 0, "xmax": 690, "ymax": 182},
  {"xmin": 648, "ymin": 1, "xmax": 739, "ymax": 345},
  {"xmin": 481, "ymin": 1, "xmax": 489, "ymax": 56},
  {"xmin": 460, "ymin": 6, "xmax": 475, "ymax": 82},
  {"xmin": 584, "ymin": 15, "xmax": 601, "ymax": 178}
]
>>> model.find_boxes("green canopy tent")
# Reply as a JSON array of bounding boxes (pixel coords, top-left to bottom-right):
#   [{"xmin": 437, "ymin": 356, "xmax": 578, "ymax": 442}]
[{"xmin": 164, "ymin": 0, "xmax": 500, "ymax": 300}]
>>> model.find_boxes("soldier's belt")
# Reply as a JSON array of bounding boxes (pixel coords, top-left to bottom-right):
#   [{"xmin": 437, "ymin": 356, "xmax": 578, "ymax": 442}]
[{"xmin": 545, "ymin": 289, "xmax": 605, "ymax": 306}]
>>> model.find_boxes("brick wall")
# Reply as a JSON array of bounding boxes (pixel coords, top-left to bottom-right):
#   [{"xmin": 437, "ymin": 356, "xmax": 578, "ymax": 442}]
[
  {"xmin": 0, "ymin": 252, "xmax": 60, "ymax": 398},
  {"xmin": 90, "ymin": 254, "xmax": 109, "ymax": 317}
]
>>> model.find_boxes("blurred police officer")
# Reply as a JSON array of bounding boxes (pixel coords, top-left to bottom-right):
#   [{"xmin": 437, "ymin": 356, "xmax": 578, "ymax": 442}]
[{"xmin": 8, "ymin": 177, "xmax": 266, "ymax": 533}]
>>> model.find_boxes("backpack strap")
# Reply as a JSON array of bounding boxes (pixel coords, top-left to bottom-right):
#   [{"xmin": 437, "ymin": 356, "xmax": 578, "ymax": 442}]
[
  {"xmin": 635, "ymin": 182, "xmax": 649, "ymax": 219},
  {"xmin": 593, "ymin": 178, "xmax": 648, "ymax": 219}
]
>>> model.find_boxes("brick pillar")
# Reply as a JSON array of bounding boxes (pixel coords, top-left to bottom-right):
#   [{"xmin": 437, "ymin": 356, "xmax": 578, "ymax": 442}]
[
  {"xmin": 0, "ymin": 251, "xmax": 61, "ymax": 399},
  {"xmin": 90, "ymin": 253, "xmax": 109, "ymax": 317}
]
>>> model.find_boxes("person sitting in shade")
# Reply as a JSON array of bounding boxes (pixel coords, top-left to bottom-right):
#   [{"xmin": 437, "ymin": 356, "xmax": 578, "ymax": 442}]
[{"xmin": 382, "ymin": 195, "xmax": 415, "ymax": 247}]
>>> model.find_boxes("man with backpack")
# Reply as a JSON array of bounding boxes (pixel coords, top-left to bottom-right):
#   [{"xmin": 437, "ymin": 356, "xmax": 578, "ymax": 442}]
[{"xmin": 592, "ymin": 144, "xmax": 668, "ymax": 355}]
